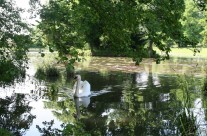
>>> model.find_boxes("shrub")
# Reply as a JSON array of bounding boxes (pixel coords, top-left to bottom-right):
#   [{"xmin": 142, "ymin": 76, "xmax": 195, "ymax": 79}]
[
  {"xmin": 0, "ymin": 60, "xmax": 26, "ymax": 86},
  {"xmin": 45, "ymin": 65, "xmax": 60, "ymax": 77},
  {"xmin": 35, "ymin": 65, "xmax": 60, "ymax": 80},
  {"xmin": 35, "ymin": 67, "xmax": 46, "ymax": 80}
]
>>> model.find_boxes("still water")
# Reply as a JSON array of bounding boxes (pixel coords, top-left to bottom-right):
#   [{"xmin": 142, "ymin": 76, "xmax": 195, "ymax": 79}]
[{"xmin": 1, "ymin": 53, "xmax": 207, "ymax": 135}]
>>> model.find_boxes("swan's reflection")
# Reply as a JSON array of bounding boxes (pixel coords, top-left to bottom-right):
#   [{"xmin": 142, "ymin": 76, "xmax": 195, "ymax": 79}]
[{"xmin": 74, "ymin": 97, "xmax": 90, "ymax": 119}]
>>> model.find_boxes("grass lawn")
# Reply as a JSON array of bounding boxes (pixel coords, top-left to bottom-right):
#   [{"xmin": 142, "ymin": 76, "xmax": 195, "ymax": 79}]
[{"xmin": 157, "ymin": 47, "xmax": 207, "ymax": 58}]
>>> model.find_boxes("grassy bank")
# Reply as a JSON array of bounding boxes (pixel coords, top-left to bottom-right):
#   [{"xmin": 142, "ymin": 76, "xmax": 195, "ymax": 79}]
[
  {"xmin": 90, "ymin": 47, "xmax": 207, "ymax": 58},
  {"xmin": 28, "ymin": 47, "xmax": 207, "ymax": 59},
  {"xmin": 164, "ymin": 47, "xmax": 207, "ymax": 58}
]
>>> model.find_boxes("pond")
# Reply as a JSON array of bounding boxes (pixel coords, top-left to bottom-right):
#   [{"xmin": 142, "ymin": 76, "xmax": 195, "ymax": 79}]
[{"xmin": 1, "ymin": 52, "xmax": 207, "ymax": 135}]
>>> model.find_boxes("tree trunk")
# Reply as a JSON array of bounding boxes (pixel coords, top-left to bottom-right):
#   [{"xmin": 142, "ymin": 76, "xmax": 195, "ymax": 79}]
[{"xmin": 148, "ymin": 40, "xmax": 153, "ymax": 58}]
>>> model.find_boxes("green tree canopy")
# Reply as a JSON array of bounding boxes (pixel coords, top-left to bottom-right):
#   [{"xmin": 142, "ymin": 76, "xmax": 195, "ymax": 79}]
[
  {"xmin": 33, "ymin": 0, "xmax": 187, "ymax": 65},
  {"xmin": 181, "ymin": 0, "xmax": 204, "ymax": 47},
  {"xmin": 0, "ymin": 0, "xmax": 31, "ymax": 85}
]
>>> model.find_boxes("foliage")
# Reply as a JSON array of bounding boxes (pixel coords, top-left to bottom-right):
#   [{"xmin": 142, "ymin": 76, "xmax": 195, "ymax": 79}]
[
  {"xmin": 66, "ymin": 64, "xmax": 75, "ymax": 77},
  {"xmin": 73, "ymin": 0, "xmax": 186, "ymax": 64},
  {"xmin": 31, "ymin": 0, "xmax": 84, "ymax": 69},
  {"xmin": 139, "ymin": 0, "xmax": 185, "ymax": 62},
  {"xmin": 35, "ymin": 67, "xmax": 46, "ymax": 80},
  {"xmin": 29, "ymin": 0, "xmax": 187, "ymax": 65},
  {"xmin": 0, "ymin": 60, "xmax": 26, "ymax": 86},
  {"xmin": 172, "ymin": 75, "xmax": 200, "ymax": 136},
  {"xmin": 45, "ymin": 65, "xmax": 60, "ymax": 77},
  {"xmin": 202, "ymin": 76, "xmax": 207, "ymax": 96},
  {"xmin": 0, "ymin": 128, "xmax": 12, "ymax": 136},
  {"xmin": 176, "ymin": 108, "xmax": 197, "ymax": 136},
  {"xmin": 35, "ymin": 65, "xmax": 60, "ymax": 80},
  {"xmin": 0, "ymin": 0, "xmax": 31, "ymax": 77},
  {"xmin": 193, "ymin": 0, "xmax": 207, "ymax": 11},
  {"xmin": 181, "ymin": 0, "xmax": 204, "ymax": 47},
  {"xmin": 0, "ymin": 0, "xmax": 206, "ymax": 69}
]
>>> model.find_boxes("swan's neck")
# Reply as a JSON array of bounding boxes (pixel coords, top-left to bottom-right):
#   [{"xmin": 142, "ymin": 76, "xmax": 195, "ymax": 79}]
[{"xmin": 74, "ymin": 79, "xmax": 80, "ymax": 97}]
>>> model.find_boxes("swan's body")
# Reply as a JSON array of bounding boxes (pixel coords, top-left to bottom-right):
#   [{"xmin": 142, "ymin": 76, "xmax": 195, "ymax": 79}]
[{"xmin": 73, "ymin": 75, "xmax": 91, "ymax": 97}]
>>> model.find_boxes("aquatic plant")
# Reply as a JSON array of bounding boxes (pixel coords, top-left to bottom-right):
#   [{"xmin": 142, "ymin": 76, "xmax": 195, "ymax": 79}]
[
  {"xmin": 35, "ymin": 67, "xmax": 46, "ymax": 80},
  {"xmin": 35, "ymin": 65, "xmax": 60, "ymax": 80},
  {"xmin": 173, "ymin": 75, "xmax": 199, "ymax": 136},
  {"xmin": 176, "ymin": 108, "xmax": 197, "ymax": 136},
  {"xmin": 45, "ymin": 65, "xmax": 60, "ymax": 77}
]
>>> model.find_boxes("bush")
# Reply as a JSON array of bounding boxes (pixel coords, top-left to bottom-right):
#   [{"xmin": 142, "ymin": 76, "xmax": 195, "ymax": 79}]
[
  {"xmin": 35, "ymin": 65, "xmax": 60, "ymax": 80},
  {"xmin": 35, "ymin": 67, "xmax": 46, "ymax": 80},
  {"xmin": 45, "ymin": 66, "xmax": 60, "ymax": 77},
  {"xmin": 0, "ymin": 60, "xmax": 26, "ymax": 86}
]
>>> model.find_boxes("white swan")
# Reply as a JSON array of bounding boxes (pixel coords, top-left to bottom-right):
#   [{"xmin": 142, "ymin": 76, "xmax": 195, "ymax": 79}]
[{"xmin": 73, "ymin": 75, "xmax": 91, "ymax": 97}]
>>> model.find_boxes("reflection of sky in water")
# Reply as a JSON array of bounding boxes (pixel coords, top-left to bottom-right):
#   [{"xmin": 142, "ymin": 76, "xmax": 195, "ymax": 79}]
[
  {"xmin": 27, "ymin": 101, "xmax": 63, "ymax": 136},
  {"xmin": 135, "ymin": 72, "xmax": 161, "ymax": 89},
  {"xmin": 194, "ymin": 98, "xmax": 207, "ymax": 135},
  {"xmin": 0, "ymin": 62, "xmax": 63, "ymax": 136}
]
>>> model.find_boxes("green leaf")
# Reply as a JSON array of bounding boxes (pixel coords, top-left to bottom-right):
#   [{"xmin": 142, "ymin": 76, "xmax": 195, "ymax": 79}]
[{"xmin": 41, "ymin": 53, "xmax": 45, "ymax": 57}]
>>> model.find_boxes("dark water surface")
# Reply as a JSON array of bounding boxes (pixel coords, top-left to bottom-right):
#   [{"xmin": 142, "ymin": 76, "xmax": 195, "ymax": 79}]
[{"xmin": 1, "ymin": 54, "xmax": 207, "ymax": 135}]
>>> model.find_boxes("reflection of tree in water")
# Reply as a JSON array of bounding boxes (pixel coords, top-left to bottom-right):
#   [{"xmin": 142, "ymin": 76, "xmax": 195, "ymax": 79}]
[
  {"xmin": 36, "ymin": 72, "xmax": 207, "ymax": 135},
  {"xmin": 101, "ymin": 80, "xmax": 161, "ymax": 135},
  {"xmin": 0, "ymin": 94, "xmax": 36, "ymax": 136},
  {"xmin": 44, "ymin": 98, "xmax": 77, "ymax": 123},
  {"xmin": 41, "ymin": 84, "xmax": 77, "ymax": 123},
  {"xmin": 83, "ymin": 73, "xmax": 188, "ymax": 135}
]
